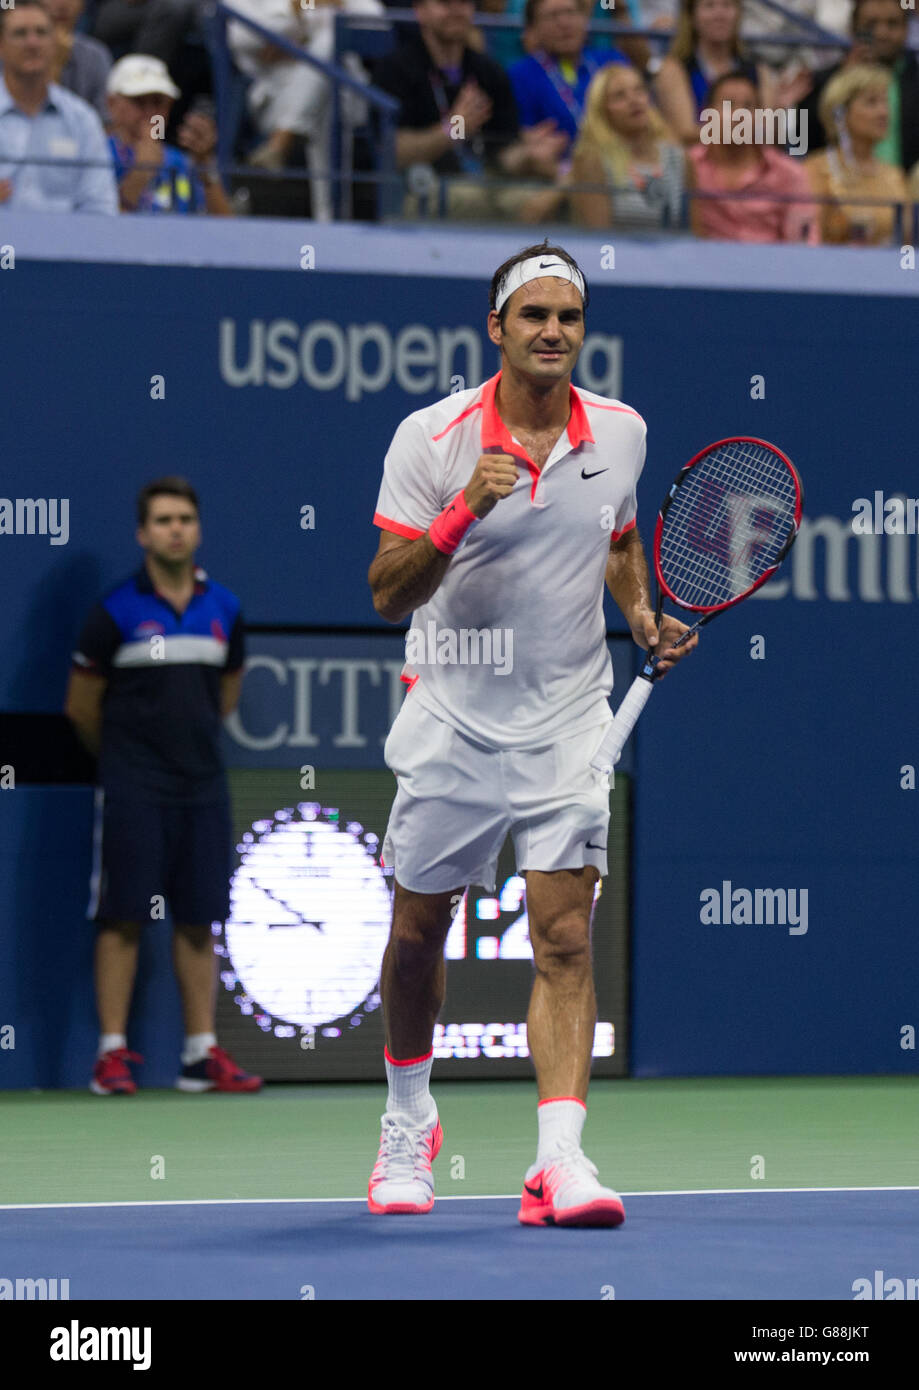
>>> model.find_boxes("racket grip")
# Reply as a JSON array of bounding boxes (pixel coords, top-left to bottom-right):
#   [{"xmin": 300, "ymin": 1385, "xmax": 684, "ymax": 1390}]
[{"xmin": 589, "ymin": 676, "xmax": 654, "ymax": 775}]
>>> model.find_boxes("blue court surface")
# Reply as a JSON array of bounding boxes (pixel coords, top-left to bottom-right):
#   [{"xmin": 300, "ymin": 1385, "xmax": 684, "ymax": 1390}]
[{"xmin": 2, "ymin": 1188, "xmax": 916, "ymax": 1300}]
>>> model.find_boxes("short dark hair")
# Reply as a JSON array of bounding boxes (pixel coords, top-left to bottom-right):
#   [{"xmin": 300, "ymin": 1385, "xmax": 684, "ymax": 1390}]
[
  {"xmin": 489, "ymin": 239, "xmax": 589, "ymax": 327},
  {"xmin": 0, "ymin": 0, "xmax": 53, "ymax": 36},
  {"xmin": 137, "ymin": 476, "xmax": 200, "ymax": 526},
  {"xmin": 704, "ymin": 68, "xmax": 759, "ymax": 108}
]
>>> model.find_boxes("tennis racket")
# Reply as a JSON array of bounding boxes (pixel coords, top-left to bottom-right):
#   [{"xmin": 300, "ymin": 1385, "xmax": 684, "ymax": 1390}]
[{"xmin": 590, "ymin": 436, "xmax": 803, "ymax": 776}]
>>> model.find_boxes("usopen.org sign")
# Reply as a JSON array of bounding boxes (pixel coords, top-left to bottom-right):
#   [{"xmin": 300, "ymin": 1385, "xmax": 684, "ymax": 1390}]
[{"xmin": 217, "ymin": 318, "xmax": 623, "ymax": 402}]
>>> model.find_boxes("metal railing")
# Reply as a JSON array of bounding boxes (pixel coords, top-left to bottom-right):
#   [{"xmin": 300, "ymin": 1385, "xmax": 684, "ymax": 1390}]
[
  {"xmin": 2, "ymin": 152, "xmax": 917, "ymax": 243},
  {"xmin": 394, "ymin": 171, "xmax": 918, "ymax": 243}
]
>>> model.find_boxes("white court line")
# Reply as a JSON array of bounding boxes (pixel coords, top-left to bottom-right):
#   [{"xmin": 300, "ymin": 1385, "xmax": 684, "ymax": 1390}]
[{"xmin": 1, "ymin": 1185, "xmax": 917, "ymax": 1212}]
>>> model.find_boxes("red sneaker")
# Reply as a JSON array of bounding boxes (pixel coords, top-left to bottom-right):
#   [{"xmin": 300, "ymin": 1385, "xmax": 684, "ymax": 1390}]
[
  {"xmin": 90, "ymin": 1048, "xmax": 143, "ymax": 1095},
  {"xmin": 175, "ymin": 1045, "xmax": 262, "ymax": 1093}
]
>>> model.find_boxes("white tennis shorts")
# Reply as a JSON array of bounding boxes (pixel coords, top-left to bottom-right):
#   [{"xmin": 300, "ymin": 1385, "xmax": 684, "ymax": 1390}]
[{"xmin": 381, "ymin": 693, "xmax": 613, "ymax": 895}]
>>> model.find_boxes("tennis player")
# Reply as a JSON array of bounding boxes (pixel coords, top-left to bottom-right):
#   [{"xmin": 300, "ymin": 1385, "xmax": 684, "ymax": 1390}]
[{"xmin": 367, "ymin": 242, "xmax": 697, "ymax": 1226}]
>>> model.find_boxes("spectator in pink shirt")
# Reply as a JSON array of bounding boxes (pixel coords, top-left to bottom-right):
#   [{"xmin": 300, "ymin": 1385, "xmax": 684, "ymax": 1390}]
[{"xmin": 686, "ymin": 71, "xmax": 819, "ymax": 242}]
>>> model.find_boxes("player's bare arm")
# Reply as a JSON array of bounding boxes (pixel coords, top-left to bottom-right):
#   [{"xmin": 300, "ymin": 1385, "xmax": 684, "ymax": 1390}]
[
  {"xmin": 606, "ymin": 526, "xmax": 698, "ymax": 676},
  {"xmin": 369, "ymin": 452, "xmax": 518, "ymax": 623},
  {"xmin": 369, "ymin": 531, "xmax": 453, "ymax": 624}
]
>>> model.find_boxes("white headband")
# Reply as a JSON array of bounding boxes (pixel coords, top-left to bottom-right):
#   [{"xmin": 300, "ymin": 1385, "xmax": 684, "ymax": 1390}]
[{"xmin": 494, "ymin": 255, "xmax": 586, "ymax": 314}]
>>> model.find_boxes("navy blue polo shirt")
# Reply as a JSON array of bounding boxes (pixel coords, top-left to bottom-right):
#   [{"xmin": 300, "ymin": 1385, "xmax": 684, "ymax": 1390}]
[{"xmin": 72, "ymin": 566, "xmax": 244, "ymax": 804}]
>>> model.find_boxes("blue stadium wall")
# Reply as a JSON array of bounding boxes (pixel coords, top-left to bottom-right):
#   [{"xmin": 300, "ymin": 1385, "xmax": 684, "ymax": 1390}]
[{"xmin": 1, "ymin": 214, "xmax": 917, "ymax": 1086}]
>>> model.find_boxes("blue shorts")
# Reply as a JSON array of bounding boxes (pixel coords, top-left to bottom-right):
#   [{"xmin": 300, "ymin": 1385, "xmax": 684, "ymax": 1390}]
[{"xmin": 88, "ymin": 790, "xmax": 233, "ymax": 925}]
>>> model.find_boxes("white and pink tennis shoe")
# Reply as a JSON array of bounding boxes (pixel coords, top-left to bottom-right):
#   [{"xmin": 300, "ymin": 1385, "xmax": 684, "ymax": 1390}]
[
  {"xmin": 518, "ymin": 1138, "xmax": 625, "ymax": 1227},
  {"xmin": 368, "ymin": 1110, "xmax": 443, "ymax": 1214}
]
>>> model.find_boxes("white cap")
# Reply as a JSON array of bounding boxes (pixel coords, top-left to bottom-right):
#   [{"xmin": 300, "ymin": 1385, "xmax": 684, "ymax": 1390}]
[
  {"xmin": 494, "ymin": 254, "xmax": 586, "ymax": 314},
  {"xmin": 107, "ymin": 54, "xmax": 181, "ymax": 100}
]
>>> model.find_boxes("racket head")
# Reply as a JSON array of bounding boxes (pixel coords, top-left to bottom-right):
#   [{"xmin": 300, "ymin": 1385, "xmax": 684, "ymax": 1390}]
[{"xmin": 652, "ymin": 436, "xmax": 803, "ymax": 615}]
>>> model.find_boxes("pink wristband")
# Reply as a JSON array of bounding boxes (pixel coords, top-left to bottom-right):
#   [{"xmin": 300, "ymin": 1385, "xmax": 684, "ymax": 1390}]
[{"xmin": 428, "ymin": 490, "xmax": 477, "ymax": 554}]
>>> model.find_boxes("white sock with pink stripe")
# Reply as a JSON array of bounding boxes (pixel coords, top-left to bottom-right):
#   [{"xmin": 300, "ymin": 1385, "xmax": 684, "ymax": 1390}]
[
  {"xmin": 536, "ymin": 1096, "xmax": 587, "ymax": 1162},
  {"xmin": 384, "ymin": 1046, "xmax": 436, "ymax": 1127}
]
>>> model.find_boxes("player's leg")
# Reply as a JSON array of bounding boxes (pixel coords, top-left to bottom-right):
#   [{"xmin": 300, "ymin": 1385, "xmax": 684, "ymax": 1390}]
[
  {"xmin": 371, "ymin": 696, "xmax": 507, "ymax": 1213},
  {"xmin": 511, "ymin": 726, "xmax": 625, "ymax": 1226},
  {"xmin": 380, "ymin": 879, "xmax": 459, "ymax": 1063},
  {"xmin": 369, "ymin": 881, "xmax": 459, "ymax": 1215},
  {"xmin": 524, "ymin": 865, "xmax": 598, "ymax": 1104},
  {"xmin": 518, "ymin": 865, "xmax": 623, "ymax": 1227}
]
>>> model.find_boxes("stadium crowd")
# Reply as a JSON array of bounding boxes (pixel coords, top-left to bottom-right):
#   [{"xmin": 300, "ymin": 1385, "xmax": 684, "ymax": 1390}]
[{"xmin": 0, "ymin": 0, "xmax": 917, "ymax": 241}]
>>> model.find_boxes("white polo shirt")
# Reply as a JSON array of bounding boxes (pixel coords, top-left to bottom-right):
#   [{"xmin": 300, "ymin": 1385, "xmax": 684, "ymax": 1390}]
[{"xmin": 373, "ymin": 370, "xmax": 646, "ymax": 750}]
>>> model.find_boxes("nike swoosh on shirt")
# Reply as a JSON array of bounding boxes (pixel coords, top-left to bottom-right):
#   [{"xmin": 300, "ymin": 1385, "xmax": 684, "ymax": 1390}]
[
  {"xmin": 581, "ymin": 467, "xmax": 608, "ymax": 479},
  {"xmin": 586, "ymin": 840, "xmax": 607, "ymax": 851}
]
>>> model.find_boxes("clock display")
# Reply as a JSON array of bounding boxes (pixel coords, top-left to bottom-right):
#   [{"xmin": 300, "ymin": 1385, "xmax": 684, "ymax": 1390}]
[{"xmin": 218, "ymin": 803, "xmax": 391, "ymax": 1032}]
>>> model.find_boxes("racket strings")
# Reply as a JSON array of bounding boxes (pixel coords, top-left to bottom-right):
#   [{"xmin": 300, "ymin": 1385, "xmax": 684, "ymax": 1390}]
[{"xmin": 659, "ymin": 440, "xmax": 798, "ymax": 610}]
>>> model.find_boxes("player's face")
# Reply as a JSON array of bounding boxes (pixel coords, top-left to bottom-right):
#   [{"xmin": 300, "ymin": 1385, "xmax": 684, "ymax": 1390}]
[
  {"xmin": 490, "ymin": 278, "xmax": 585, "ymax": 384},
  {"xmin": 137, "ymin": 496, "xmax": 201, "ymax": 566}
]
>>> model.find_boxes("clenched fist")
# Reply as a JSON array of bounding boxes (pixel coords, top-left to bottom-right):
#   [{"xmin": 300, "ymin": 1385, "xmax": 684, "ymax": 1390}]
[{"xmin": 463, "ymin": 453, "xmax": 519, "ymax": 519}]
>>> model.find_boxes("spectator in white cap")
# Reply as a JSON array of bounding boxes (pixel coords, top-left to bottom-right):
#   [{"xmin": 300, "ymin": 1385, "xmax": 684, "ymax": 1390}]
[
  {"xmin": 106, "ymin": 53, "xmax": 232, "ymax": 213},
  {"xmin": 0, "ymin": 0, "xmax": 117, "ymax": 213}
]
